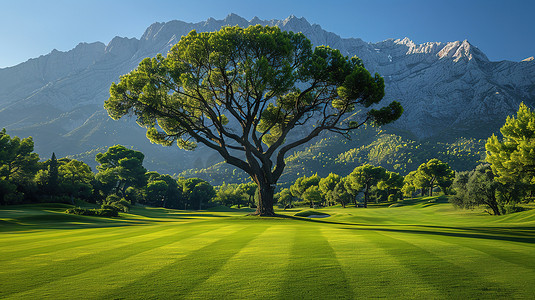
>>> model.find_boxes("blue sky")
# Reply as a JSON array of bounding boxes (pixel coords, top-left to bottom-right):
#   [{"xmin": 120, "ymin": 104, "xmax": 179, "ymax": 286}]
[{"xmin": 1, "ymin": 0, "xmax": 533, "ymax": 68}]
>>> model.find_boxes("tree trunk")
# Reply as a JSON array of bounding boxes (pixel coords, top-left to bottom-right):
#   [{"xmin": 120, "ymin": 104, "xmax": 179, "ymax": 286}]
[
  {"xmin": 255, "ymin": 182, "xmax": 275, "ymax": 216},
  {"xmin": 487, "ymin": 199, "xmax": 501, "ymax": 215}
]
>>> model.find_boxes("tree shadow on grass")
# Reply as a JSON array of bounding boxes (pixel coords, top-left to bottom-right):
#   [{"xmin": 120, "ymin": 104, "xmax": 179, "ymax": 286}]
[
  {"xmin": 340, "ymin": 225, "xmax": 535, "ymax": 244},
  {"xmin": 279, "ymin": 214, "xmax": 535, "ymax": 244},
  {"xmin": 0, "ymin": 207, "xmax": 237, "ymax": 233}
]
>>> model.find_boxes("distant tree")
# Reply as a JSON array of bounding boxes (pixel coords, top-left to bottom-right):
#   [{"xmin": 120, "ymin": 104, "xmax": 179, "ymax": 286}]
[
  {"xmin": 302, "ymin": 186, "xmax": 322, "ymax": 208},
  {"xmin": 415, "ymin": 159, "xmax": 454, "ymax": 196},
  {"xmin": 342, "ymin": 177, "xmax": 359, "ymax": 206},
  {"xmin": 182, "ymin": 177, "xmax": 206, "ymax": 209},
  {"xmin": 451, "ymin": 164, "xmax": 505, "ymax": 215},
  {"xmin": 347, "ymin": 164, "xmax": 387, "ymax": 208},
  {"xmin": 47, "ymin": 152, "xmax": 59, "ymax": 195},
  {"xmin": 239, "ymin": 182, "xmax": 257, "ymax": 208},
  {"xmin": 486, "ymin": 102, "xmax": 535, "ymax": 196},
  {"xmin": 333, "ymin": 181, "xmax": 352, "ymax": 208},
  {"xmin": 60, "ymin": 159, "xmax": 93, "ymax": 186},
  {"xmin": 401, "ymin": 171, "xmax": 417, "ymax": 198},
  {"xmin": 214, "ymin": 183, "xmax": 246, "ymax": 208},
  {"xmin": 144, "ymin": 172, "xmax": 183, "ymax": 208},
  {"xmin": 291, "ymin": 174, "xmax": 321, "ymax": 200},
  {"xmin": 319, "ymin": 173, "xmax": 341, "ymax": 206},
  {"xmin": 104, "ymin": 25, "xmax": 402, "ymax": 216},
  {"xmin": 378, "ymin": 171, "xmax": 404, "ymax": 201},
  {"xmin": 0, "ymin": 129, "xmax": 39, "ymax": 181},
  {"xmin": 145, "ymin": 180, "xmax": 168, "ymax": 207},
  {"xmin": 0, "ymin": 129, "xmax": 39, "ymax": 204},
  {"xmin": 276, "ymin": 188, "xmax": 293, "ymax": 209},
  {"xmin": 190, "ymin": 181, "xmax": 215, "ymax": 210},
  {"xmin": 95, "ymin": 145, "xmax": 147, "ymax": 197},
  {"xmin": 291, "ymin": 174, "xmax": 321, "ymax": 207},
  {"xmin": 59, "ymin": 159, "xmax": 94, "ymax": 203}
]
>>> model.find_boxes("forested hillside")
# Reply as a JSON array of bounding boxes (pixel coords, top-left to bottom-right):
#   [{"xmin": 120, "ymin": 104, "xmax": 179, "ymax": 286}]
[{"xmin": 181, "ymin": 126, "xmax": 485, "ymax": 187}]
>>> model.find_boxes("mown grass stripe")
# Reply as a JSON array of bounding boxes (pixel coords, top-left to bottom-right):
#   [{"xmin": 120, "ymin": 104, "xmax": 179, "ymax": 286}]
[
  {"xmin": 321, "ymin": 226, "xmax": 442, "ymax": 299},
  {"xmin": 392, "ymin": 229, "xmax": 535, "ymax": 299},
  {"xmin": 0, "ymin": 224, "xmax": 154, "ymax": 254},
  {"xmin": 102, "ymin": 225, "xmax": 268, "ymax": 299},
  {"xmin": 7, "ymin": 224, "xmax": 244, "ymax": 299},
  {"xmin": 0, "ymin": 222, "xmax": 180, "ymax": 263},
  {"xmin": 0, "ymin": 225, "xmax": 128, "ymax": 247},
  {"xmin": 186, "ymin": 224, "xmax": 295, "ymax": 299},
  {"xmin": 278, "ymin": 224, "xmax": 354, "ymax": 299},
  {"xmin": 0, "ymin": 224, "xmax": 222, "ymax": 297},
  {"xmin": 369, "ymin": 229, "xmax": 512, "ymax": 299}
]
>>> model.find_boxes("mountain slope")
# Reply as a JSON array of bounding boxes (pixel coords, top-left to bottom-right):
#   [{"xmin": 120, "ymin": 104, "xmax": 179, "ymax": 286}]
[{"xmin": 0, "ymin": 14, "xmax": 533, "ymax": 174}]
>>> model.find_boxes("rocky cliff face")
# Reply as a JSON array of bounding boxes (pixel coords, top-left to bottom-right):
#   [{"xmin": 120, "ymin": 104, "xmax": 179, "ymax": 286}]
[{"xmin": 0, "ymin": 14, "xmax": 533, "ymax": 171}]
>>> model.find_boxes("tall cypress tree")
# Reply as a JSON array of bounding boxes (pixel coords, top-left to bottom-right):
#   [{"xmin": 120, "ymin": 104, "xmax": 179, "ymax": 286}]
[{"xmin": 47, "ymin": 152, "xmax": 59, "ymax": 195}]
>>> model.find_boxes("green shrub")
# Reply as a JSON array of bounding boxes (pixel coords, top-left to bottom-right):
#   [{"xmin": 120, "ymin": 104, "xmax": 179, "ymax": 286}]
[
  {"xmin": 65, "ymin": 207, "xmax": 118, "ymax": 217},
  {"xmin": 102, "ymin": 195, "xmax": 130, "ymax": 212}
]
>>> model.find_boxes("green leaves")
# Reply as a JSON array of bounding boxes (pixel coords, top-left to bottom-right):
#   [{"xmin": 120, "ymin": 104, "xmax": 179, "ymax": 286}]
[
  {"xmin": 368, "ymin": 101, "xmax": 404, "ymax": 126},
  {"xmin": 104, "ymin": 24, "xmax": 402, "ymax": 214},
  {"xmin": 486, "ymin": 102, "xmax": 535, "ymax": 186},
  {"xmin": 95, "ymin": 145, "xmax": 147, "ymax": 196}
]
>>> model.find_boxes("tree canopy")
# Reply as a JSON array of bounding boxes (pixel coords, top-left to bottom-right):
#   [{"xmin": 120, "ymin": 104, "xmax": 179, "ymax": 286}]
[
  {"xmin": 105, "ymin": 25, "xmax": 402, "ymax": 215},
  {"xmin": 0, "ymin": 129, "xmax": 39, "ymax": 204},
  {"xmin": 95, "ymin": 145, "xmax": 147, "ymax": 197},
  {"xmin": 346, "ymin": 164, "xmax": 387, "ymax": 207},
  {"xmin": 414, "ymin": 159, "xmax": 454, "ymax": 196},
  {"xmin": 486, "ymin": 102, "xmax": 535, "ymax": 189}
]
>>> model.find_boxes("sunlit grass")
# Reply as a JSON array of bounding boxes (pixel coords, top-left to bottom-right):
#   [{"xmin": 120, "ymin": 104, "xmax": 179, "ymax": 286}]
[{"xmin": 1, "ymin": 198, "xmax": 534, "ymax": 299}]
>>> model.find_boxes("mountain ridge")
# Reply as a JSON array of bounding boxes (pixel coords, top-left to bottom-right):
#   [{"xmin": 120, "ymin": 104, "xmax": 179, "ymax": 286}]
[{"xmin": 0, "ymin": 14, "xmax": 533, "ymax": 174}]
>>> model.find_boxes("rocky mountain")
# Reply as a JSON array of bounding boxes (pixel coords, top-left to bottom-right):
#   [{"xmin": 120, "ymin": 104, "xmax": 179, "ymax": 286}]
[{"xmin": 0, "ymin": 14, "xmax": 534, "ymax": 173}]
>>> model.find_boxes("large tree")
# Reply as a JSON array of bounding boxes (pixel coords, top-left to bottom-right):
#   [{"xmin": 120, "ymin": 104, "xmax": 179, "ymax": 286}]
[
  {"xmin": 486, "ymin": 102, "xmax": 535, "ymax": 191},
  {"xmin": 105, "ymin": 25, "xmax": 402, "ymax": 216}
]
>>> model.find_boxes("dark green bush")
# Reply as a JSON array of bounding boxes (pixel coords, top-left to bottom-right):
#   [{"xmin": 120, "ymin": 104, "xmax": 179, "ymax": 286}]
[
  {"xmin": 65, "ymin": 207, "xmax": 118, "ymax": 217},
  {"xmin": 102, "ymin": 195, "xmax": 130, "ymax": 212},
  {"xmin": 94, "ymin": 208, "xmax": 118, "ymax": 217}
]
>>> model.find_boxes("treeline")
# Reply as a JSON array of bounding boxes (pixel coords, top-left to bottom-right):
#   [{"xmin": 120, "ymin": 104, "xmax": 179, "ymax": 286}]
[
  {"xmin": 1, "ymin": 104, "xmax": 533, "ymax": 216},
  {"xmin": 0, "ymin": 135, "xmax": 221, "ymax": 211},
  {"xmin": 275, "ymin": 158, "xmax": 455, "ymax": 209}
]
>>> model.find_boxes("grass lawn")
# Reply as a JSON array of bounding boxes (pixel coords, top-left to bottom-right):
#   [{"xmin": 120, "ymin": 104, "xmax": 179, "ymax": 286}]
[{"xmin": 1, "ymin": 197, "xmax": 535, "ymax": 299}]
